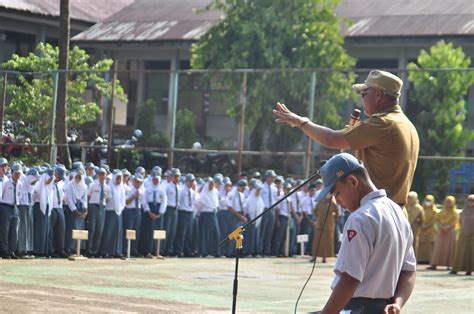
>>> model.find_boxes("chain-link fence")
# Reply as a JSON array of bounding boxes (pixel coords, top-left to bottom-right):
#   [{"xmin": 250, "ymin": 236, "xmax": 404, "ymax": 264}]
[{"xmin": 0, "ymin": 67, "xmax": 473, "ymax": 200}]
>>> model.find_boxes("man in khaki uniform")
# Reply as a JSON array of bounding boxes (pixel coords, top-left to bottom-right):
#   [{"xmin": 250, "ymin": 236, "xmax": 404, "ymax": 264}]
[{"xmin": 273, "ymin": 70, "xmax": 419, "ymax": 206}]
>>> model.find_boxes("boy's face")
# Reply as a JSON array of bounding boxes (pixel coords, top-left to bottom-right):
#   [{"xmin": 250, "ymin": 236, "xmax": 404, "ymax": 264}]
[
  {"xmin": 133, "ymin": 179, "xmax": 142, "ymax": 189},
  {"xmin": 98, "ymin": 173, "xmax": 106, "ymax": 183},
  {"xmin": 331, "ymin": 175, "xmax": 360, "ymax": 212}
]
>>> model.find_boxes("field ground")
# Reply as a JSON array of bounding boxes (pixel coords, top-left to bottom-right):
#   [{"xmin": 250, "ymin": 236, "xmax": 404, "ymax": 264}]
[{"xmin": 0, "ymin": 256, "xmax": 472, "ymax": 313}]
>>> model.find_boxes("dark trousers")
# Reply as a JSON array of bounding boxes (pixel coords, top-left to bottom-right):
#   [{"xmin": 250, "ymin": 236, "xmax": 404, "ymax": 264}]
[
  {"xmin": 301, "ymin": 216, "xmax": 314, "ymax": 255},
  {"xmin": 259, "ymin": 209, "xmax": 275, "ymax": 255},
  {"xmin": 17, "ymin": 205, "xmax": 33, "ymax": 253},
  {"xmin": 173, "ymin": 210, "xmax": 193, "ymax": 256},
  {"xmin": 33, "ymin": 203, "xmax": 50, "ymax": 256},
  {"xmin": 226, "ymin": 214, "xmax": 241, "ymax": 256},
  {"xmin": 199, "ymin": 212, "xmax": 221, "ymax": 257},
  {"xmin": 163, "ymin": 206, "xmax": 178, "ymax": 255},
  {"xmin": 0, "ymin": 203, "xmax": 19, "ymax": 255},
  {"xmin": 100, "ymin": 210, "xmax": 120, "ymax": 256},
  {"xmin": 87, "ymin": 204, "xmax": 105, "ymax": 255},
  {"xmin": 64, "ymin": 205, "xmax": 86, "ymax": 252},
  {"xmin": 49, "ymin": 207, "xmax": 65, "ymax": 254},
  {"xmin": 289, "ymin": 220, "xmax": 300, "ymax": 256},
  {"xmin": 186, "ymin": 216, "xmax": 200, "ymax": 255},
  {"xmin": 122, "ymin": 207, "xmax": 141, "ymax": 255},
  {"xmin": 242, "ymin": 217, "xmax": 259, "ymax": 256},
  {"xmin": 217, "ymin": 210, "xmax": 232, "ymax": 256},
  {"xmin": 272, "ymin": 215, "xmax": 289, "ymax": 256},
  {"xmin": 343, "ymin": 297, "xmax": 390, "ymax": 313},
  {"xmin": 139, "ymin": 203, "xmax": 163, "ymax": 255}
]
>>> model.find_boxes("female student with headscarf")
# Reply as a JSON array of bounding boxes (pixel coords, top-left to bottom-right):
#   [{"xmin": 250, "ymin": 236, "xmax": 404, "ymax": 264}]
[
  {"xmin": 450, "ymin": 194, "xmax": 474, "ymax": 276},
  {"xmin": 417, "ymin": 195, "xmax": 437, "ymax": 264},
  {"xmin": 196, "ymin": 178, "xmax": 221, "ymax": 257},
  {"xmin": 428, "ymin": 195, "xmax": 459, "ymax": 270},
  {"xmin": 243, "ymin": 182, "xmax": 264, "ymax": 257},
  {"xmin": 65, "ymin": 170, "xmax": 88, "ymax": 255},
  {"xmin": 32, "ymin": 168, "xmax": 54, "ymax": 257},
  {"xmin": 99, "ymin": 170, "xmax": 126, "ymax": 258},
  {"xmin": 406, "ymin": 191, "xmax": 424, "ymax": 255}
]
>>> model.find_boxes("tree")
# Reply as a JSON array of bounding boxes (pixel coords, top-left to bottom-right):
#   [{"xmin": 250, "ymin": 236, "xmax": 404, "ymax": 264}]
[
  {"xmin": 408, "ymin": 40, "xmax": 474, "ymax": 197},
  {"xmin": 191, "ymin": 0, "xmax": 355, "ymax": 151},
  {"xmin": 2, "ymin": 43, "xmax": 126, "ymax": 162},
  {"xmin": 57, "ymin": 0, "xmax": 71, "ymax": 166}
]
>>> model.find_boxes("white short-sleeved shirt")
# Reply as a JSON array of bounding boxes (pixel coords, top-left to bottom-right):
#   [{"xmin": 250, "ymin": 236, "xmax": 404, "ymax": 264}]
[{"xmin": 331, "ymin": 189, "xmax": 416, "ymax": 299}]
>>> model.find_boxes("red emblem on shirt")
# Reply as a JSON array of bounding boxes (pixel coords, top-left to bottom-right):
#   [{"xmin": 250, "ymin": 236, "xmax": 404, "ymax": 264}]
[{"xmin": 347, "ymin": 229, "xmax": 357, "ymax": 242}]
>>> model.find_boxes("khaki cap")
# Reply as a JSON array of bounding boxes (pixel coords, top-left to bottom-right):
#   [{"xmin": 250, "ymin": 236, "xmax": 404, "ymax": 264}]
[{"xmin": 352, "ymin": 70, "xmax": 403, "ymax": 97}]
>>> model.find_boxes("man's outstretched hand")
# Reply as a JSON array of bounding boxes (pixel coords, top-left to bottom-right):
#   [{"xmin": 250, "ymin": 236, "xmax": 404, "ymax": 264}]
[{"xmin": 273, "ymin": 102, "xmax": 304, "ymax": 128}]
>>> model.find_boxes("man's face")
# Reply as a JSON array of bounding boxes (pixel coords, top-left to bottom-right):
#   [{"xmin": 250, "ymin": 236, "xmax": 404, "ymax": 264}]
[
  {"xmin": 224, "ymin": 185, "xmax": 231, "ymax": 193},
  {"xmin": 362, "ymin": 88, "xmax": 384, "ymax": 116},
  {"xmin": 331, "ymin": 175, "xmax": 361, "ymax": 212},
  {"xmin": 153, "ymin": 177, "xmax": 160, "ymax": 186},
  {"xmin": 98, "ymin": 173, "xmax": 106, "ymax": 183},
  {"xmin": 266, "ymin": 177, "xmax": 274, "ymax": 185},
  {"xmin": 186, "ymin": 180, "xmax": 193, "ymax": 188},
  {"xmin": 133, "ymin": 179, "xmax": 142, "ymax": 189},
  {"xmin": 54, "ymin": 173, "xmax": 61, "ymax": 182},
  {"xmin": 173, "ymin": 176, "xmax": 180, "ymax": 184},
  {"xmin": 86, "ymin": 168, "xmax": 94, "ymax": 176},
  {"xmin": 12, "ymin": 172, "xmax": 20, "ymax": 181}
]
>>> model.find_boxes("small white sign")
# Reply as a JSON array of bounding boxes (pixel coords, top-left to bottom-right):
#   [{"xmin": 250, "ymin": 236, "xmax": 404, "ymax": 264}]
[{"xmin": 297, "ymin": 234, "xmax": 309, "ymax": 243}]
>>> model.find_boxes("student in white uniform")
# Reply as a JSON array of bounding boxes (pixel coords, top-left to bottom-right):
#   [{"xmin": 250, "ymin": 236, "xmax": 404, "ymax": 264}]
[
  {"xmin": 217, "ymin": 178, "xmax": 233, "ymax": 256},
  {"xmin": 87, "ymin": 167, "xmax": 111, "ymax": 257},
  {"xmin": 243, "ymin": 182, "xmax": 264, "ymax": 257},
  {"xmin": 17, "ymin": 167, "xmax": 39, "ymax": 258},
  {"xmin": 64, "ymin": 170, "xmax": 88, "ymax": 254},
  {"xmin": 49, "ymin": 166, "xmax": 68, "ymax": 258},
  {"xmin": 32, "ymin": 168, "xmax": 54, "ymax": 257},
  {"xmin": 259, "ymin": 170, "xmax": 278, "ymax": 256},
  {"xmin": 226, "ymin": 179, "xmax": 248, "ymax": 257},
  {"xmin": 316, "ymin": 153, "xmax": 416, "ymax": 313},
  {"xmin": 173, "ymin": 174, "xmax": 196, "ymax": 257},
  {"xmin": 289, "ymin": 180, "xmax": 304, "ymax": 256},
  {"xmin": 196, "ymin": 178, "xmax": 221, "ymax": 257},
  {"xmin": 272, "ymin": 182, "xmax": 293, "ymax": 256},
  {"xmin": 301, "ymin": 184, "xmax": 318, "ymax": 255},
  {"xmin": 139, "ymin": 172, "xmax": 167, "ymax": 257},
  {"xmin": 163, "ymin": 168, "xmax": 181, "ymax": 256},
  {"xmin": 123, "ymin": 174, "xmax": 147, "ymax": 256},
  {"xmin": 100, "ymin": 170, "xmax": 126, "ymax": 258},
  {"xmin": 0, "ymin": 163, "xmax": 22, "ymax": 259}
]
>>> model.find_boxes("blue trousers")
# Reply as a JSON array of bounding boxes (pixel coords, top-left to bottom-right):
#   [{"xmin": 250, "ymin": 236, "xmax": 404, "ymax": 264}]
[
  {"xmin": 139, "ymin": 203, "xmax": 163, "ymax": 255},
  {"xmin": 49, "ymin": 207, "xmax": 65, "ymax": 254},
  {"xmin": 289, "ymin": 216, "xmax": 300, "ymax": 256},
  {"xmin": 199, "ymin": 212, "xmax": 221, "ymax": 257},
  {"xmin": 122, "ymin": 207, "xmax": 141, "ymax": 256},
  {"xmin": 217, "ymin": 210, "xmax": 232, "ymax": 256},
  {"xmin": 87, "ymin": 204, "xmax": 105, "ymax": 255},
  {"xmin": 272, "ymin": 215, "xmax": 289, "ymax": 256},
  {"xmin": 64, "ymin": 205, "xmax": 86, "ymax": 252},
  {"xmin": 173, "ymin": 210, "xmax": 194, "ymax": 256},
  {"xmin": 17, "ymin": 205, "xmax": 33, "ymax": 253},
  {"xmin": 99, "ymin": 210, "xmax": 121, "ymax": 256},
  {"xmin": 259, "ymin": 209, "xmax": 275, "ymax": 255},
  {"xmin": 242, "ymin": 217, "xmax": 259, "ymax": 256},
  {"xmin": 186, "ymin": 216, "xmax": 200, "ymax": 255},
  {"xmin": 300, "ymin": 216, "xmax": 314, "ymax": 255},
  {"xmin": 0, "ymin": 203, "xmax": 19, "ymax": 255},
  {"xmin": 33, "ymin": 203, "xmax": 50, "ymax": 256},
  {"xmin": 163, "ymin": 206, "xmax": 178, "ymax": 255}
]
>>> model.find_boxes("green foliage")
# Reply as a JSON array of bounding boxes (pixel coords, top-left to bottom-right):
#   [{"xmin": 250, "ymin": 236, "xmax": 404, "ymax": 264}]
[
  {"xmin": 191, "ymin": 0, "xmax": 356, "ymax": 150},
  {"xmin": 136, "ymin": 98, "xmax": 170, "ymax": 147},
  {"xmin": 115, "ymin": 148, "xmax": 140, "ymax": 170},
  {"xmin": 408, "ymin": 40, "xmax": 474, "ymax": 197},
  {"xmin": 2, "ymin": 43, "xmax": 126, "ymax": 145},
  {"xmin": 175, "ymin": 108, "xmax": 198, "ymax": 148}
]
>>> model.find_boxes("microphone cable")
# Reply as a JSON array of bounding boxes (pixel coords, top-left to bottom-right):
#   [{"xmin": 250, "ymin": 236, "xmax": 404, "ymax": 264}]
[{"xmin": 294, "ymin": 198, "xmax": 333, "ymax": 314}]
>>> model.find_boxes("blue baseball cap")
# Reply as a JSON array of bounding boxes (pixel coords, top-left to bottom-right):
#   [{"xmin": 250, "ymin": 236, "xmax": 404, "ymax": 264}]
[
  {"xmin": 314, "ymin": 153, "xmax": 363, "ymax": 203},
  {"xmin": 54, "ymin": 165, "xmax": 66, "ymax": 180}
]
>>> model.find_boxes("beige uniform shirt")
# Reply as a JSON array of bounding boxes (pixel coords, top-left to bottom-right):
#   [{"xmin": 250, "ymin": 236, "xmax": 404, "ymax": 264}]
[{"xmin": 343, "ymin": 105, "xmax": 419, "ymax": 205}]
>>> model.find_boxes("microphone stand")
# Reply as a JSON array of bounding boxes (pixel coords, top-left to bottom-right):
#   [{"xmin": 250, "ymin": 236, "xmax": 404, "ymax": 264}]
[{"xmin": 219, "ymin": 170, "xmax": 321, "ymax": 314}]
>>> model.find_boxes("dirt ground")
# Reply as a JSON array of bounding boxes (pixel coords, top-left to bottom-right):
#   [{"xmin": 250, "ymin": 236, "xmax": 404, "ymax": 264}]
[{"xmin": 0, "ymin": 256, "xmax": 472, "ymax": 313}]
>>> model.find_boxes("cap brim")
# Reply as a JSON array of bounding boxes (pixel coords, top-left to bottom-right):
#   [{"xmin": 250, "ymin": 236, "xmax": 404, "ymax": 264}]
[
  {"xmin": 314, "ymin": 184, "xmax": 335, "ymax": 203},
  {"xmin": 352, "ymin": 83, "xmax": 369, "ymax": 94}
]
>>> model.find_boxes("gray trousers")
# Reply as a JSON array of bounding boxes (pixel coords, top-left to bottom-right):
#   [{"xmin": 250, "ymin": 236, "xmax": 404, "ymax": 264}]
[
  {"xmin": 259, "ymin": 209, "xmax": 275, "ymax": 255},
  {"xmin": 87, "ymin": 204, "xmax": 105, "ymax": 255},
  {"xmin": 163, "ymin": 206, "xmax": 178, "ymax": 255},
  {"xmin": 17, "ymin": 205, "xmax": 33, "ymax": 253},
  {"xmin": 49, "ymin": 207, "xmax": 65, "ymax": 254},
  {"xmin": 100, "ymin": 210, "xmax": 120, "ymax": 256},
  {"xmin": 33, "ymin": 203, "xmax": 50, "ymax": 256},
  {"xmin": 173, "ymin": 210, "xmax": 193, "ymax": 256},
  {"xmin": 0, "ymin": 203, "xmax": 19, "ymax": 255}
]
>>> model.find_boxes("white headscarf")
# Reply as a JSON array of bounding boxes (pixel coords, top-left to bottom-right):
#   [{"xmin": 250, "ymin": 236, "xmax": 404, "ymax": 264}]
[
  {"xmin": 244, "ymin": 188, "xmax": 264, "ymax": 228},
  {"xmin": 34, "ymin": 173, "xmax": 54, "ymax": 215},
  {"xmin": 109, "ymin": 173, "xmax": 126, "ymax": 215},
  {"xmin": 70, "ymin": 171, "xmax": 87, "ymax": 201},
  {"xmin": 197, "ymin": 181, "xmax": 218, "ymax": 212}
]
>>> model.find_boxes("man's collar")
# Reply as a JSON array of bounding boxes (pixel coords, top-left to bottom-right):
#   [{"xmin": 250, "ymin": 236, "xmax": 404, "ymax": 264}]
[{"xmin": 360, "ymin": 189, "xmax": 387, "ymax": 206}]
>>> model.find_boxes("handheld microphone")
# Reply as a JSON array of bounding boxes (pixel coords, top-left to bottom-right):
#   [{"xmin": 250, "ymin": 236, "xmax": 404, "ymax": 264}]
[{"xmin": 349, "ymin": 108, "xmax": 361, "ymax": 126}]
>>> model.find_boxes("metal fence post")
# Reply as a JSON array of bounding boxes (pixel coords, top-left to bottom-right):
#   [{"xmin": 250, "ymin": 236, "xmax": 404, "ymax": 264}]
[
  {"xmin": 50, "ymin": 71, "xmax": 59, "ymax": 165},
  {"xmin": 237, "ymin": 72, "xmax": 247, "ymax": 175},
  {"xmin": 1, "ymin": 72, "xmax": 7, "ymax": 139},
  {"xmin": 304, "ymin": 72, "xmax": 316, "ymax": 178},
  {"xmin": 107, "ymin": 64, "xmax": 117, "ymax": 164},
  {"xmin": 169, "ymin": 70, "xmax": 179, "ymax": 167}
]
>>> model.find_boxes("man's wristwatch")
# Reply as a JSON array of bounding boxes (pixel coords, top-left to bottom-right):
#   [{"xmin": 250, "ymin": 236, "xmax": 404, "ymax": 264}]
[{"xmin": 299, "ymin": 117, "xmax": 310, "ymax": 129}]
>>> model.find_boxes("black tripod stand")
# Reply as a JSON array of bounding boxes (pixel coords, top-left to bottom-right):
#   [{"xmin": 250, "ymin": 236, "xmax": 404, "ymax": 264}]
[{"xmin": 219, "ymin": 170, "xmax": 321, "ymax": 314}]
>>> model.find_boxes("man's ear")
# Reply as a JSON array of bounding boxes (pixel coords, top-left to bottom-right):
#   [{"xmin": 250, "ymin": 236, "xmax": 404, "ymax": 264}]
[{"xmin": 347, "ymin": 174, "xmax": 359, "ymax": 188}]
